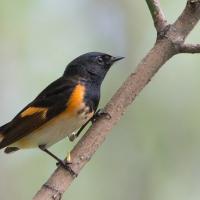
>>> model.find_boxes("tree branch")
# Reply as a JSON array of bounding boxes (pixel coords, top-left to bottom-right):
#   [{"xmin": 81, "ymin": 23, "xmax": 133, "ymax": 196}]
[
  {"xmin": 33, "ymin": 1, "xmax": 200, "ymax": 199},
  {"xmin": 179, "ymin": 44, "xmax": 200, "ymax": 53},
  {"xmin": 171, "ymin": 0, "xmax": 200, "ymax": 43},
  {"xmin": 145, "ymin": 0, "xmax": 167, "ymax": 32}
]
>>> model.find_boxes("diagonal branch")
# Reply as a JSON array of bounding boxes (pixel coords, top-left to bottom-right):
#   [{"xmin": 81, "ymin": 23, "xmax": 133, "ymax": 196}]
[
  {"xmin": 179, "ymin": 44, "xmax": 200, "ymax": 53},
  {"xmin": 145, "ymin": 0, "xmax": 167, "ymax": 32},
  {"xmin": 33, "ymin": 43, "xmax": 175, "ymax": 200},
  {"xmin": 33, "ymin": 1, "xmax": 200, "ymax": 200}
]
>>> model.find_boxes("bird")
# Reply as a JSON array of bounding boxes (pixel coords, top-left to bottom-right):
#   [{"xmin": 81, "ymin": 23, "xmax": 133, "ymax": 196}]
[{"xmin": 0, "ymin": 52, "xmax": 124, "ymax": 175}]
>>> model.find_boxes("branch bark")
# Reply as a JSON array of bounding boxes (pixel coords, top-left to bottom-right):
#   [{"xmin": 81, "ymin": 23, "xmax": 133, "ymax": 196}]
[
  {"xmin": 179, "ymin": 44, "xmax": 200, "ymax": 53},
  {"xmin": 33, "ymin": 1, "xmax": 200, "ymax": 199},
  {"xmin": 145, "ymin": 0, "xmax": 167, "ymax": 32}
]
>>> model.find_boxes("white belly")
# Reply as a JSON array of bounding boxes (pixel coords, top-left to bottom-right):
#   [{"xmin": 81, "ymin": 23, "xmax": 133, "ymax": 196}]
[{"xmin": 11, "ymin": 110, "xmax": 93, "ymax": 149}]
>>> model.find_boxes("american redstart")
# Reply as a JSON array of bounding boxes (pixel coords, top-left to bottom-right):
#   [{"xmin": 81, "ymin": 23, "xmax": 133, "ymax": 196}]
[{"xmin": 0, "ymin": 52, "xmax": 124, "ymax": 175}]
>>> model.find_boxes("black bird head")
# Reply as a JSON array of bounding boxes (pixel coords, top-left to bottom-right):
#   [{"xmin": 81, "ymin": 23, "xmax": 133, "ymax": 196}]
[{"xmin": 64, "ymin": 52, "xmax": 124, "ymax": 85}]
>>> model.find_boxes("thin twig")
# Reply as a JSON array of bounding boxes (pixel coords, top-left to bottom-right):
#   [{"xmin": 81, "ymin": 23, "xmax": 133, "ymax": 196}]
[
  {"xmin": 171, "ymin": 0, "xmax": 200, "ymax": 43},
  {"xmin": 145, "ymin": 0, "xmax": 167, "ymax": 32},
  {"xmin": 179, "ymin": 44, "xmax": 200, "ymax": 53}
]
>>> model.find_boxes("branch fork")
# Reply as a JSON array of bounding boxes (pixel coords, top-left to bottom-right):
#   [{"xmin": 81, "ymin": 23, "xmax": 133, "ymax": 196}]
[{"xmin": 147, "ymin": 0, "xmax": 200, "ymax": 53}]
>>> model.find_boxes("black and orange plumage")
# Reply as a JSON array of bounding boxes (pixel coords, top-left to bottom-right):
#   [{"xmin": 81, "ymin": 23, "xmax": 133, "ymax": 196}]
[{"xmin": 0, "ymin": 52, "xmax": 124, "ymax": 173}]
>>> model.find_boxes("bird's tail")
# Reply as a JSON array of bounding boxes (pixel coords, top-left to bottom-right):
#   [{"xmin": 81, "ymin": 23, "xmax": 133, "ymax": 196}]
[
  {"xmin": 0, "ymin": 134, "xmax": 4, "ymax": 143},
  {"xmin": 0, "ymin": 122, "xmax": 20, "ymax": 154},
  {"xmin": 0, "ymin": 125, "xmax": 6, "ymax": 143},
  {"xmin": 4, "ymin": 147, "xmax": 19, "ymax": 154},
  {"xmin": 0, "ymin": 122, "xmax": 10, "ymax": 144}
]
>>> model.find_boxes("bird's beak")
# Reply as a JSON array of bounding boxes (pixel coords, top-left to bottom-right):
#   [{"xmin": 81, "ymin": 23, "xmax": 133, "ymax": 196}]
[{"xmin": 111, "ymin": 56, "xmax": 125, "ymax": 63}]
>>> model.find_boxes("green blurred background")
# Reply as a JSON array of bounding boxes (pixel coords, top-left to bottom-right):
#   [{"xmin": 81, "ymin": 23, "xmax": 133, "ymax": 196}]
[{"xmin": 0, "ymin": 0, "xmax": 200, "ymax": 199}]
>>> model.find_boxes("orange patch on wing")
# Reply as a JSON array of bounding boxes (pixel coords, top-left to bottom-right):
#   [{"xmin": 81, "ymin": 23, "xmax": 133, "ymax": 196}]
[
  {"xmin": 20, "ymin": 107, "xmax": 48, "ymax": 118},
  {"xmin": 67, "ymin": 84, "xmax": 85, "ymax": 115}
]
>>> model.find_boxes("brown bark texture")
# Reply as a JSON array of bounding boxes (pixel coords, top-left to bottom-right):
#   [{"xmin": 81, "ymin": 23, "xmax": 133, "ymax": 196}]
[{"xmin": 33, "ymin": 1, "xmax": 200, "ymax": 199}]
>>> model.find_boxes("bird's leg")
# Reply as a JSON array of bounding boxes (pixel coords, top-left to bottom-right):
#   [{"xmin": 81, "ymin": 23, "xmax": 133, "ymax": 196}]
[
  {"xmin": 38, "ymin": 145, "xmax": 77, "ymax": 177},
  {"xmin": 39, "ymin": 145, "xmax": 64, "ymax": 164},
  {"xmin": 69, "ymin": 108, "xmax": 111, "ymax": 142},
  {"xmin": 69, "ymin": 118, "xmax": 91, "ymax": 142}
]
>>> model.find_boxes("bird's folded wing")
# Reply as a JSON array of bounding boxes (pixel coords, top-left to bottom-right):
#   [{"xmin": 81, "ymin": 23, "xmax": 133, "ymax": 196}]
[{"xmin": 0, "ymin": 77, "xmax": 78, "ymax": 149}]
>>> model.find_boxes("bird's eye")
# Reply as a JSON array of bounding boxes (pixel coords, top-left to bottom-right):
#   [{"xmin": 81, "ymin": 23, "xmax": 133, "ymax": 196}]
[{"xmin": 97, "ymin": 56, "xmax": 104, "ymax": 65}]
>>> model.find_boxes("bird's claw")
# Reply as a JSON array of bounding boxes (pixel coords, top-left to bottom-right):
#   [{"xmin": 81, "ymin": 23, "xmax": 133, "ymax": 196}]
[
  {"xmin": 56, "ymin": 160, "xmax": 77, "ymax": 178},
  {"xmin": 91, "ymin": 109, "xmax": 111, "ymax": 123},
  {"xmin": 69, "ymin": 133, "xmax": 76, "ymax": 142}
]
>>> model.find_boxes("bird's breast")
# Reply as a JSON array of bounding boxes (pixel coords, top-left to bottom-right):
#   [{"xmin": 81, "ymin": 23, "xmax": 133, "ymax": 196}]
[{"xmin": 12, "ymin": 104, "xmax": 93, "ymax": 149}]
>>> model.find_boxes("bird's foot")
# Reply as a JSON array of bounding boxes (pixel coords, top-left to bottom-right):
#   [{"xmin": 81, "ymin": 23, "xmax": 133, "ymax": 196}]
[
  {"xmin": 91, "ymin": 109, "xmax": 111, "ymax": 123},
  {"xmin": 56, "ymin": 160, "xmax": 77, "ymax": 178},
  {"xmin": 69, "ymin": 132, "xmax": 77, "ymax": 142}
]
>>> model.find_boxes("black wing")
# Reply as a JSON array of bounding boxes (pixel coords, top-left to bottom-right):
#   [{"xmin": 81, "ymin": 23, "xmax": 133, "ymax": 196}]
[{"xmin": 0, "ymin": 76, "xmax": 79, "ymax": 149}]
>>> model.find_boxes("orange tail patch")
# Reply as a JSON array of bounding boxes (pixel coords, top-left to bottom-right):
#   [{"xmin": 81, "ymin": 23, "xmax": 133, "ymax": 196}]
[{"xmin": 0, "ymin": 133, "xmax": 4, "ymax": 143}]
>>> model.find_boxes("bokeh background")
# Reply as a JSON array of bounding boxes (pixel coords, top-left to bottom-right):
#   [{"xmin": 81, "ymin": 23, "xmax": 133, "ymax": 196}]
[{"xmin": 0, "ymin": 1, "xmax": 200, "ymax": 200}]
